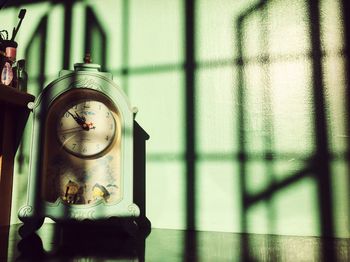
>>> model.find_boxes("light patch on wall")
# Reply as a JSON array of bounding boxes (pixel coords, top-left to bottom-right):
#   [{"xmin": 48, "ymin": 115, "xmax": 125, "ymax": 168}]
[
  {"xmin": 270, "ymin": 59, "xmax": 315, "ymax": 155},
  {"xmin": 129, "ymin": 0, "xmax": 184, "ymax": 67},
  {"xmin": 320, "ymin": 0, "xmax": 344, "ymax": 52},
  {"xmin": 243, "ymin": 63, "xmax": 266, "ymax": 154},
  {"xmin": 241, "ymin": 9, "xmax": 262, "ymax": 59},
  {"xmin": 266, "ymin": 0, "xmax": 310, "ymax": 56},
  {"xmin": 273, "ymin": 159, "xmax": 306, "ymax": 182},
  {"xmin": 323, "ymin": 56, "xmax": 347, "ymax": 154},
  {"xmin": 331, "ymin": 160, "xmax": 350, "ymax": 238},
  {"xmin": 0, "ymin": 7, "xmax": 17, "ymax": 37},
  {"xmin": 196, "ymin": 161, "xmax": 241, "ymax": 232},
  {"xmin": 196, "ymin": 0, "xmax": 260, "ymax": 61},
  {"xmin": 245, "ymin": 160, "xmax": 270, "ymax": 195},
  {"xmin": 196, "ymin": 66, "xmax": 237, "ymax": 154},
  {"xmin": 45, "ymin": 5, "xmax": 64, "ymax": 77},
  {"xmin": 273, "ymin": 177, "xmax": 320, "ymax": 236},
  {"xmin": 246, "ymin": 201, "xmax": 270, "ymax": 234},
  {"xmin": 128, "ymin": 71, "xmax": 184, "ymax": 154},
  {"xmin": 25, "ymin": 33, "xmax": 42, "ymax": 85},
  {"xmin": 146, "ymin": 161, "xmax": 186, "ymax": 230}
]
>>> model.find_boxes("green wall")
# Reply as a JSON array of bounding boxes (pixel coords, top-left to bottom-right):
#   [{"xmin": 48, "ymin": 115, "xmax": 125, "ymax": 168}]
[{"xmin": 1, "ymin": 0, "xmax": 348, "ymax": 237}]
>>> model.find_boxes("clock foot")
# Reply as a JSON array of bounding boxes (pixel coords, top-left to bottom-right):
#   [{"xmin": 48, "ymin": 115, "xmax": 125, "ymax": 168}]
[
  {"xmin": 122, "ymin": 219, "xmax": 139, "ymax": 237},
  {"xmin": 135, "ymin": 216, "xmax": 151, "ymax": 237},
  {"xmin": 19, "ymin": 217, "xmax": 44, "ymax": 238}
]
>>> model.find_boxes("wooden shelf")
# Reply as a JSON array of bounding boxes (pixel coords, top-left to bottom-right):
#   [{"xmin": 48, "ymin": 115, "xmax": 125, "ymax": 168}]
[
  {"xmin": 0, "ymin": 84, "xmax": 35, "ymax": 108},
  {"xmin": 0, "ymin": 84, "xmax": 35, "ymax": 227}
]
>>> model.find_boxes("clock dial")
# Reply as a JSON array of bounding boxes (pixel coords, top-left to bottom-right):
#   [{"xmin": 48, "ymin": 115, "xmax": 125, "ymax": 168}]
[{"xmin": 57, "ymin": 100, "xmax": 116, "ymax": 157}]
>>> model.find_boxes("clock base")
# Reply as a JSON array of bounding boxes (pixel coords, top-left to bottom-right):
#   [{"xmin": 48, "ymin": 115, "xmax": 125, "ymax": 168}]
[{"xmin": 19, "ymin": 216, "xmax": 151, "ymax": 239}]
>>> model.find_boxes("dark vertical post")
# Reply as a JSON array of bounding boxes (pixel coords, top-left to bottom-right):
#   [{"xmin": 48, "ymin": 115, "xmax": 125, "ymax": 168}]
[
  {"xmin": 184, "ymin": 0, "xmax": 197, "ymax": 260},
  {"xmin": 340, "ymin": 0, "xmax": 350, "ymax": 233},
  {"xmin": 236, "ymin": 16, "xmax": 247, "ymax": 233},
  {"xmin": 63, "ymin": 2, "xmax": 73, "ymax": 69},
  {"xmin": 308, "ymin": 0, "xmax": 334, "ymax": 237},
  {"xmin": 185, "ymin": 0, "xmax": 196, "ymax": 233},
  {"xmin": 307, "ymin": 0, "xmax": 335, "ymax": 260}
]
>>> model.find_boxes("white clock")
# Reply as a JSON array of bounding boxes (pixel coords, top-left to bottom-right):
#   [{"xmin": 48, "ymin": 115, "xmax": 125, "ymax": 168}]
[{"xmin": 18, "ymin": 61, "xmax": 150, "ymax": 237}]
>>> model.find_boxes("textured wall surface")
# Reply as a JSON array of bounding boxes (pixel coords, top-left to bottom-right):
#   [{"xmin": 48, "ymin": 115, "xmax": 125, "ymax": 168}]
[{"xmin": 1, "ymin": 0, "xmax": 348, "ymax": 238}]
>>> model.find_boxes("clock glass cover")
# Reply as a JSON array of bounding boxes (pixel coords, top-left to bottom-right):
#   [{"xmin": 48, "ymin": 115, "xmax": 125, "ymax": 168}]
[{"xmin": 57, "ymin": 100, "xmax": 116, "ymax": 157}]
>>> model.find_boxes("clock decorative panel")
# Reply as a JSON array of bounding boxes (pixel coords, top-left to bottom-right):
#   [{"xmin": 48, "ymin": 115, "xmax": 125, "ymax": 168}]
[{"xmin": 18, "ymin": 62, "xmax": 148, "ymax": 234}]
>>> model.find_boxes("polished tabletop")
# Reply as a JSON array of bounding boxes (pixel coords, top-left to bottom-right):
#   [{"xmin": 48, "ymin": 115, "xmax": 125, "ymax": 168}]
[{"xmin": 0, "ymin": 223, "xmax": 349, "ymax": 261}]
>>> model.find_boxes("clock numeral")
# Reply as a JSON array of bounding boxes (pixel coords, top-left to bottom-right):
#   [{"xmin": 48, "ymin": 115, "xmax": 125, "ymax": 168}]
[
  {"xmin": 105, "ymin": 136, "xmax": 109, "ymax": 141},
  {"xmin": 106, "ymin": 112, "xmax": 110, "ymax": 118},
  {"xmin": 72, "ymin": 143, "xmax": 77, "ymax": 150},
  {"xmin": 61, "ymin": 135, "xmax": 66, "ymax": 140},
  {"xmin": 83, "ymin": 101, "xmax": 90, "ymax": 108},
  {"xmin": 82, "ymin": 147, "xmax": 87, "ymax": 153},
  {"xmin": 64, "ymin": 112, "xmax": 70, "ymax": 118},
  {"xmin": 74, "ymin": 105, "xmax": 78, "ymax": 110}
]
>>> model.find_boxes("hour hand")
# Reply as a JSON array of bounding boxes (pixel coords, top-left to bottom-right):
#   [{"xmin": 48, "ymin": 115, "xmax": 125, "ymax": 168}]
[
  {"xmin": 67, "ymin": 111, "xmax": 85, "ymax": 126},
  {"xmin": 67, "ymin": 111, "xmax": 78, "ymax": 121},
  {"xmin": 74, "ymin": 111, "xmax": 86, "ymax": 123}
]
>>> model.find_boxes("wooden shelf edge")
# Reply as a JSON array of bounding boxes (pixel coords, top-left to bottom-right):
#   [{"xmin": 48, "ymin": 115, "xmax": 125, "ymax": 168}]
[{"xmin": 0, "ymin": 84, "xmax": 35, "ymax": 108}]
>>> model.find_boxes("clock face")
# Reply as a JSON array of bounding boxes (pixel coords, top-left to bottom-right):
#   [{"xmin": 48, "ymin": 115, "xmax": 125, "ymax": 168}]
[{"xmin": 57, "ymin": 100, "xmax": 116, "ymax": 157}]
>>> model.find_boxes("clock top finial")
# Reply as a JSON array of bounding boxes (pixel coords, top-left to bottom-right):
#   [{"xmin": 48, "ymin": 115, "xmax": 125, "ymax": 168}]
[
  {"xmin": 73, "ymin": 54, "xmax": 100, "ymax": 72},
  {"xmin": 84, "ymin": 53, "xmax": 92, "ymax": 63}
]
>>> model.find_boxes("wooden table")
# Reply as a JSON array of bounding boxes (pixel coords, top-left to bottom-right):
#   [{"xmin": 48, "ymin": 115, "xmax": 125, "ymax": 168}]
[
  {"xmin": 0, "ymin": 223, "xmax": 349, "ymax": 261},
  {"xmin": 0, "ymin": 84, "xmax": 35, "ymax": 226}
]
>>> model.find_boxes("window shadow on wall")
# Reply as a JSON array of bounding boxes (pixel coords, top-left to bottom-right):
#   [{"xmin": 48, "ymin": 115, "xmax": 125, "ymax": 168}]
[{"xmin": 236, "ymin": 0, "xmax": 349, "ymax": 261}]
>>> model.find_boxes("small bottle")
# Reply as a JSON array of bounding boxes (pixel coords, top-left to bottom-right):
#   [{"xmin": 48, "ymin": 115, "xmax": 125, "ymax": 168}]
[{"xmin": 17, "ymin": 59, "xmax": 28, "ymax": 92}]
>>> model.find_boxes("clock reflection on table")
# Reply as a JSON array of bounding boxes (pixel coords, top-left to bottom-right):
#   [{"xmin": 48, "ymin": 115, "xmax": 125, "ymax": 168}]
[{"xmin": 17, "ymin": 221, "xmax": 148, "ymax": 262}]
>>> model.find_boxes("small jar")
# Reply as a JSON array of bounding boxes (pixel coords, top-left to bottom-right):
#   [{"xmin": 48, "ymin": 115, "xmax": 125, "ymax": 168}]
[{"xmin": 0, "ymin": 40, "xmax": 18, "ymax": 87}]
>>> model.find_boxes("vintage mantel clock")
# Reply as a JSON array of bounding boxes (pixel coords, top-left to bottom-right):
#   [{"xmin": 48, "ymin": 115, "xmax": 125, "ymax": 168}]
[{"xmin": 18, "ymin": 60, "xmax": 149, "ymax": 234}]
